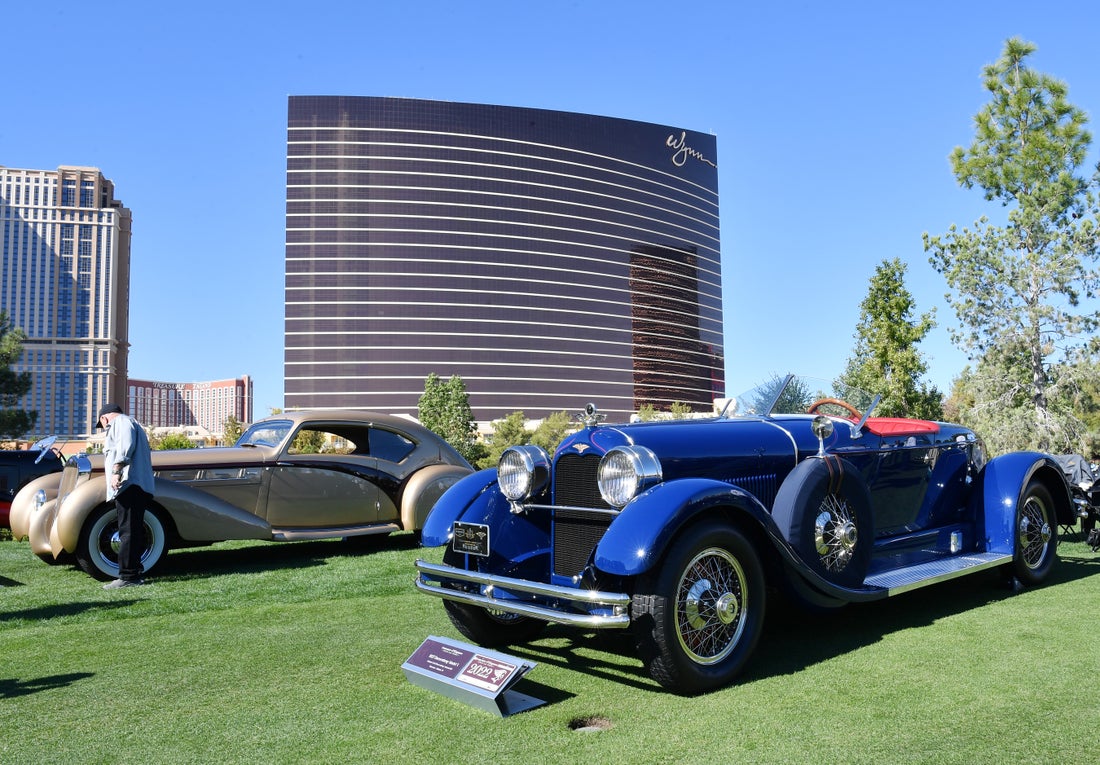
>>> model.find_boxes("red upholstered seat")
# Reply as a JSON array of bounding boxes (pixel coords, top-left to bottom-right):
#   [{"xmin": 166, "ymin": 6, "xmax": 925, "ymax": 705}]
[{"xmin": 864, "ymin": 418, "xmax": 940, "ymax": 436}]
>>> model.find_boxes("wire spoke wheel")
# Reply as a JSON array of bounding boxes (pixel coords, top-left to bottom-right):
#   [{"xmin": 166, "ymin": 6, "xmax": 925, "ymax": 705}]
[
  {"xmin": 813, "ymin": 494, "xmax": 860, "ymax": 574},
  {"xmin": 676, "ymin": 547, "xmax": 747, "ymax": 664},
  {"xmin": 1012, "ymin": 480, "xmax": 1058, "ymax": 586},
  {"xmin": 632, "ymin": 523, "xmax": 765, "ymax": 694},
  {"xmin": 773, "ymin": 457, "xmax": 872, "ymax": 588}
]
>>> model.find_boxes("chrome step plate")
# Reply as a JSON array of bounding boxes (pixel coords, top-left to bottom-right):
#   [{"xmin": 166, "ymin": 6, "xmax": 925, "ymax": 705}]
[{"xmin": 864, "ymin": 552, "xmax": 1012, "ymax": 596}]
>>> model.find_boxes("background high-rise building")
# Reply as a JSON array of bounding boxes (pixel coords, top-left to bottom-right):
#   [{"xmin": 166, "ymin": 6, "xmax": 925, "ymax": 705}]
[
  {"xmin": 1, "ymin": 166, "xmax": 131, "ymax": 438},
  {"xmin": 128, "ymin": 376, "xmax": 254, "ymax": 434},
  {"xmin": 286, "ymin": 97, "xmax": 723, "ymax": 422}
]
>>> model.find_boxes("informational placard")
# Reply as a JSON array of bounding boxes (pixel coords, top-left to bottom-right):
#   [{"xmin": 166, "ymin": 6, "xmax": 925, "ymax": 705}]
[{"xmin": 402, "ymin": 635, "xmax": 544, "ymax": 717}]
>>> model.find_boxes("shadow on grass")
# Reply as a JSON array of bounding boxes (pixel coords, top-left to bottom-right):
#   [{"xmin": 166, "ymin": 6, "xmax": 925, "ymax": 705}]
[
  {"xmin": 0, "ymin": 599, "xmax": 142, "ymax": 623},
  {"xmin": 497, "ymin": 554, "xmax": 1100, "ymax": 694},
  {"xmin": 0, "ymin": 575, "xmax": 24, "ymax": 587},
  {"xmin": 505, "ymin": 629, "xmax": 658, "ymax": 692},
  {"xmin": 0, "ymin": 672, "xmax": 95, "ymax": 699},
  {"xmin": 151, "ymin": 532, "xmax": 422, "ymax": 583}
]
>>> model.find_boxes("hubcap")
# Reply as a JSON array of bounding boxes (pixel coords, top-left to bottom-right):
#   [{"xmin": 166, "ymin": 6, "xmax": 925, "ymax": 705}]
[{"xmin": 107, "ymin": 521, "xmax": 158, "ymax": 565}]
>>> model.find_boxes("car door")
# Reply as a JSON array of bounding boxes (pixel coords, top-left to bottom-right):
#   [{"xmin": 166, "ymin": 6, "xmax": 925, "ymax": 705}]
[{"xmin": 263, "ymin": 425, "xmax": 384, "ymax": 529}]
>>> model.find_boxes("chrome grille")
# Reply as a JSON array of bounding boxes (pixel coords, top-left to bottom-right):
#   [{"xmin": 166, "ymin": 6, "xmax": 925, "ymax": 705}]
[
  {"xmin": 553, "ymin": 453, "xmax": 611, "ymax": 510},
  {"xmin": 553, "ymin": 508, "xmax": 613, "ymax": 578},
  {"xmin": 551, "ymin": 453, "xmax": 613, "ymax": 577},
  {"xmin": 58, "ymin": 463, "xmax": 81, "ymax": 501}
]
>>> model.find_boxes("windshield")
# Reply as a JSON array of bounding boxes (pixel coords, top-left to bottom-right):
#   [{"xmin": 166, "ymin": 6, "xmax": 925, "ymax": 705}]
[
  {"xmin": 721, "ymin": 375, "xmax": 879, "ymax": 420},
  {"xmin": 236, "ymin": 419, "xmax": 294, "ymax": 448}
]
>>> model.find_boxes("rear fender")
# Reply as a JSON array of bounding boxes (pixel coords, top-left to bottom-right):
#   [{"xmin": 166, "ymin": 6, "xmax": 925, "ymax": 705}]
[
  {"xmin": 976, "ymin": 452, "xmax": 1071, "ymax": 554},
  {"xmin": 595, "ymin": 478, "xmax": 777, "ymax": 577},
  {"xmin": 399, "ymin": 464, "xmax": 476, "ymax": 532},
  {"xmin": 54, "ymin": 475, "xmax": 272, "ymax": 553}
]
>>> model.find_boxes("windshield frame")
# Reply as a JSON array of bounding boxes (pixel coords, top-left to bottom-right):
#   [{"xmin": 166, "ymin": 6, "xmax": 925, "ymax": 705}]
[
  {"xmin": 720, "ymin": 375, "xmax": 881, "ymax": 422},
  {"xmin": 235, "ymin": 419, "xmax": 294, "ymax": 449}
]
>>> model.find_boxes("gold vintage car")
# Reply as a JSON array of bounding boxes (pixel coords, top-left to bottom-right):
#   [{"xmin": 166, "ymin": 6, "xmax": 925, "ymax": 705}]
[{"xmin": 9, "ymin": 410, "xmax": 472, "ymax": 580}]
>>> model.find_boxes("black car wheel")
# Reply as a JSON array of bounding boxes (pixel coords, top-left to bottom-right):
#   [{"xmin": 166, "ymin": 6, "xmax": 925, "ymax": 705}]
[
  {"xmin": 1013, "ymin": 480, "xmax": 1057, "ymax": 586},
  {"xmin": 772, "ymin": 456, "xmax": 873, "ymax": 588},
  {"xmin": 440, "ymin": 548, "xmax": 547, "ymax": 647},
  {"xmin": 75, "ymin": 504, "xmax": 168, "ymax": 581},
  {"xmin": 632, "ymin": 522, "xmax": 765, "ymax": 695}
]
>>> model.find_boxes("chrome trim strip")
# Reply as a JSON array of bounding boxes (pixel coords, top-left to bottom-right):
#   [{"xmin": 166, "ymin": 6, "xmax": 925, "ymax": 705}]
[
  {"xmin": 272, "ymin": 522, "xmax": 400, "ymax": 541},
  {"xmin": 524, "ymin": 503, "xmax": 620, "ymax": 516},
  {"xmin": 414, "ymin": 559, "xmax": 631, "ymax": 629}
]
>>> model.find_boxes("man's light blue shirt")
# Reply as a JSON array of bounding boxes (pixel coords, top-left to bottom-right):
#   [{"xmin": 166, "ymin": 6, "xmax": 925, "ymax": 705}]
[{"xmin": 103, "ymin": 415, "xmax": 155, "ymax": 499}]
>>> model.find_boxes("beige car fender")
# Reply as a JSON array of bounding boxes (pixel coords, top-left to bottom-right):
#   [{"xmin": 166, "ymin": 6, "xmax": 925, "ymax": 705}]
[
  {"xmin": 52, "ymin": 475, "xmax": 273, "ymax": 554},
  {"xmin": 9, "ymin": 472, "xmax": 61, "ymax": 541},
  {"xmin": 29, "ymin": 496, "xmax": 61, "ymax": 558},
  {"xmin": 400, "ymin": 464, "xmax": 475, "ymax": 532},
  {"xmin": 52, "ymin": 476, "xmax": 111, "ymax": 556}
]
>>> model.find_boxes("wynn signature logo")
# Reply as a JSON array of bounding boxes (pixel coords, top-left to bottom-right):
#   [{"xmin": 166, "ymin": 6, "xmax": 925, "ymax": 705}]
[{"xmin": 666, "ymin": 131, "xmax": 717, "ymax": 169}]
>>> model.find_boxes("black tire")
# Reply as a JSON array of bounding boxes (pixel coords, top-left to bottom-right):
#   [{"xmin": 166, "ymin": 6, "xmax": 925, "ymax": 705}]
[
  {"xmin": 772, "ymin": 457, "xmax": 873, "ymax": 588},
  {"xmin": 75, "ymin": 504, "xmax": 169, "ymax": 581},
  {"xmin": 631, "ymin": 522, "xmax": 765, "ymax": 695},
  {"xmin": 440, "ymin": 548, "xmax": 547, "ymax": 647},
  {"xmin": 1013, "ymin": 480, "xmax": 1057, "ymax": 586}
]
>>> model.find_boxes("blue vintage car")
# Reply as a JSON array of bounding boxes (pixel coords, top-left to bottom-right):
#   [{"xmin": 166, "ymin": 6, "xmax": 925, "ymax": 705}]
[{"xmin": 414, "ymin": 375, "xmax": 1072, "ymax": 694}]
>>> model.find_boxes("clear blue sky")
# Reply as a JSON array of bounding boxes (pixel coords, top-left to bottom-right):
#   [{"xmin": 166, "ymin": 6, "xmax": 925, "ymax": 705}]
[{"xmin": 5, "ymin": 1, "xmax": 1100, "ymax": 417}]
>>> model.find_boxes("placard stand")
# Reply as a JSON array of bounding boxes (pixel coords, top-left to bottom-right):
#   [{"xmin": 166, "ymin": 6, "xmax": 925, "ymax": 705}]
[{"xmin": 402, "ymin": 635, "xmax": 544, "ymax": 717}]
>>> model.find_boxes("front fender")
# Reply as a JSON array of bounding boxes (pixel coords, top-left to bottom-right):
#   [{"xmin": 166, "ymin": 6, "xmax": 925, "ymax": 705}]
[
  {"xmin": 53, "ymin": 476, "xmax": 111, "ymax": 555},
  {"xmin": 54, "ymin": 475, "xmax": 273, "ymax": 553},
  {"xmin": 29, "ymin": 497, "xmax": 61, "ymax": 558},
  {"xmin": 421, "ymin": 469, "xmax": 499, "ymax": 546},
  {"xmin": 595, "ymin": 478, "xmax": 777, "ymax": 577},
  {"xmin": 9, "ymin": 472, "xmax": 62, "ymax": 540},
  {"xmin": 977, "ymin": 452, "xmax": 1070, "ymax": 554}
]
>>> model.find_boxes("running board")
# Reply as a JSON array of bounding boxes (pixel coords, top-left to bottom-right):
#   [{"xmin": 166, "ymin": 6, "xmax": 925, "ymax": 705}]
[
  {"xmin": 271, "ymin": 523, "xmax": 400, "ymax": 541},
  {"xmin": 863, "ymin": 553, "xmax": 1012, "ymax": 596}
]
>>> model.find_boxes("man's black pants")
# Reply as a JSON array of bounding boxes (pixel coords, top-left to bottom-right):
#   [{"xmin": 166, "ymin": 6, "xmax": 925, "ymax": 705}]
[{"xmin": 115, "ymin": 485, "xmax": 151, "ymax": 581}]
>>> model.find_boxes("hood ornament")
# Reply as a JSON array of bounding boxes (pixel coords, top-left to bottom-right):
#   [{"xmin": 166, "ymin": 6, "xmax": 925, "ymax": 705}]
[{"xmin": 576, "ymin": 403, "xmax": 605, "ymax": 428}]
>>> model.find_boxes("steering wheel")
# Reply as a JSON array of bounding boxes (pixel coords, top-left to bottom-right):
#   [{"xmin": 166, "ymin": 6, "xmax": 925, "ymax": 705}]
[{"xmin": 807, "ymin": 397, "xmax": 861, "ymax": 420}]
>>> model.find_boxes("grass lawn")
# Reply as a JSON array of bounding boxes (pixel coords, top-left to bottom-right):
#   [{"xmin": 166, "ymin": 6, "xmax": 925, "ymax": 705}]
[{"xmin": 2, "ymin": 532, "xmax": 1099, "ymax": 764}]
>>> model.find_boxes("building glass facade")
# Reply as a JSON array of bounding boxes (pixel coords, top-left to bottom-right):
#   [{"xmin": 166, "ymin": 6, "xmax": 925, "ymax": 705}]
[
  {"xmin": 128, "ymin": 376, "xmax": 254, "ymax": 435},
  {"xmin": 286, "ymin": 97, "xmax": 723, "ymax": 421},
  {"xmin": 1, "ymin": 166, "xmax": 131, "ymax": 438}
]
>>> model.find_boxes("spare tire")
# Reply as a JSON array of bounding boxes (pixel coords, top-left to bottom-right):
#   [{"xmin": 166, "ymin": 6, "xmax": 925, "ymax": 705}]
[{"xmin": 772, "ymin": 456, "xmax": 873, "ymax": 588}]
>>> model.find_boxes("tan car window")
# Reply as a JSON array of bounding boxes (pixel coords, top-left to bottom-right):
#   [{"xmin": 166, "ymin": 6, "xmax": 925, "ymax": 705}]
[
  {"xmin": 369, "ymin": 429, "xmax": 415, "ymax": 463},
  {"xmin": 287, "ymin": 428, "xmax": 358, "ymax": 455}
]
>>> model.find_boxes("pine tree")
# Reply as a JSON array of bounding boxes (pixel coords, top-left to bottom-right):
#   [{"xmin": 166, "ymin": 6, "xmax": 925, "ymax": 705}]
[
  {"xmin": 839, "ymin": 259, "xmax": 942, "ymax": 419},
  {"xmin": 0, "ymin": 311, "xmax": 37, "ymax": 439},
  {"xmin": 924, "ymin": 37, "xmax": 1100, "ymax": 451}
]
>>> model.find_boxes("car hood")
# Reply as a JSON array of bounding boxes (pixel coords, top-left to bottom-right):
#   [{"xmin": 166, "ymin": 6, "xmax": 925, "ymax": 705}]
[
  {"xmin": 555, "ymin": 416, "xmax": 810, "ymax": 482},
  {"xmin": 80, "ymin": 446, "xmax": 279, "ymax": 471}
]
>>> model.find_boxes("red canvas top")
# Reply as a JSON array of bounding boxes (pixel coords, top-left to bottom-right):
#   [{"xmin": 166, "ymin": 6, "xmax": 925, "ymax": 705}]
[{"xmin": 864, "ymin": 418, "xmax": 941, "ymax": 436}]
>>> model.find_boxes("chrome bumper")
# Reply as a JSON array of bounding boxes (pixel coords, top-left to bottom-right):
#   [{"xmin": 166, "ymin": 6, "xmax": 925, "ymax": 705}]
[{"xmin": 414, "ymin": 559, "xmax": 632, "ymax": 629}]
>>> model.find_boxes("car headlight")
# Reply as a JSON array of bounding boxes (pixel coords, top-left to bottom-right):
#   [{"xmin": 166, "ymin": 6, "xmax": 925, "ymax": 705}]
[
  {"xmin": 498, "ymin": 445, "xmax": 550, "ymax": 502},
  {"xmin": 34, "ymin": 489, "xmax": 47, "ymax": 512},
  {"xmin": 598, "ymin": 446, "xmax": 662, "ymax": 508}
]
